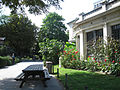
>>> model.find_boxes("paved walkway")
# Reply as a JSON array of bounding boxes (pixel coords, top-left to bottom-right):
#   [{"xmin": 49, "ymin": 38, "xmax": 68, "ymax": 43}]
[{"xmin": 0, "ymin": 61, "xmax": 64, "ymax": 90}]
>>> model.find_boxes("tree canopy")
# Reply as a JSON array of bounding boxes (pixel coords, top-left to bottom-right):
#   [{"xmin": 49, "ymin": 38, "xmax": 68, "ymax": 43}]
[
  {"xmin": 0, "ymin": 0, "xmax": 64, "ymax": 15},
  {"xmin": 38, "ymin": 12, "xmax": 68, "ymax": 42},
  {"xmin": 0, "ymin": 14, "xmax": 38, "ymax": 56}
]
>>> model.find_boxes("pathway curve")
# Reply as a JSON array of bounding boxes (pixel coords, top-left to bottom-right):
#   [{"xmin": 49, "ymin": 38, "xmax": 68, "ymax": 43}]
[{"xmin": 0, "ymin": 61, "xmax": 64, "ymax": 90}]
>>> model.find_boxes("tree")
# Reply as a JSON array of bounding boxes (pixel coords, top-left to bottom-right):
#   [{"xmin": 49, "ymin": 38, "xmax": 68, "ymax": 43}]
[
  {"xmin": 39, "ymin": 38, "xmax": 64, "ymax": 64},
  {"xmin": 38, "ymin": 12, "xmax": 68, "ymax": 42},
  {"xmin": 0, "ymin": 0, "xmax": 64, "ymax": 15},
  {"xmin": 0, "ymin": 14, "xmax": 38, "ymax": 56},
  {"xmin": 0, "ymin": 15, "xmax": 9, "ymax": 36}
]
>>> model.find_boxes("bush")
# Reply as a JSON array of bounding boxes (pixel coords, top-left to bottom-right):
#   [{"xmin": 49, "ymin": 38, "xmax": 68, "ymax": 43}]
[
  {"xmin": 15, "ymin": 57, "xmax": 20, "ymax": 63},
  {"xmin": 0, "ymin": 56, "xmax": 20, "ymax": 67},
  {"xmin": 61, "ymin": 38, "xmax": 120, "ymax": 76},
  {"xmin": 61, "ymin": 42, "xmax": 81, "ymax": 69},
  {"xmin": 39, "ymin": 39, "xmax": 64, "ymax": 64},
  {"xmin": 0, "ymin": 56, "xmax": 8, "ymax": 67},
  {"xmin": 87, "ymin": 37, "xmax": 120, "ymax": 75},
  {"xmin": 0, "ymin": 46, "xmax": 13, "ymax": 56}
]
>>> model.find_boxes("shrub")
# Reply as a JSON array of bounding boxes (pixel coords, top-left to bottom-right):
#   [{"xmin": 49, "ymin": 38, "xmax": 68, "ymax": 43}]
[
  {"xmin": 61, "ymin": 37, "xmax": 120, "ymax": 76},
  {"xmin": 61, "ymin": 42, "xmax": 81, "ymax": 69},
  {"xmin": 0, "ymin": 56, "xmax": 8, "ymax": 67},
  {"xmin": 0, "ymin": 46, "xmax": 13, "ymax": 56},
  {"xmin": 39, "ymin": 39, "xmax": 64, "ymax": 64},
  {"xmin": 87, "ymin": 37, "xmax": 120, "ymax": 75},
  {"xmin": 15, "ymin": 57, "xmax": 20, "ymax": 63}
]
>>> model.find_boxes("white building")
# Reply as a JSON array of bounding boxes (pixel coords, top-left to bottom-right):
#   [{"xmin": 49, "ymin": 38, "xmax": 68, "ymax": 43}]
[{"xmin": 67, "ymin": 0, "xmax": 120, "ymax": 59}]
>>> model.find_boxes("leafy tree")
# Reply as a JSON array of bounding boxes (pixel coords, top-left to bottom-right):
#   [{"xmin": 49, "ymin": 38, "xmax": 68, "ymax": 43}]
[
  {"xmin": 0, "ymin": 0, "xmax": 64, "ymax": 15},
  {"xmin": 0, "ymin": 14, "xmax": 38, "ymax": 56},
  {"xmin": 39, "ymin": 38, "xmax": 64, "ymax": 64},
  {"xmin": 38, "ymin": 12, "xmax": 68, "ymax": 42},
  {"xmin": 0, "ymin": 15, "xmax": 9, "ymax": 36}
]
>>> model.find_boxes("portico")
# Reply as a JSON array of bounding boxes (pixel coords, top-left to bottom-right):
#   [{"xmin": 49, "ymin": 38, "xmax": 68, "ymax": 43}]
[{"xmin": 68, "ymin": 0, "xmax": 120, "ymax": 59}]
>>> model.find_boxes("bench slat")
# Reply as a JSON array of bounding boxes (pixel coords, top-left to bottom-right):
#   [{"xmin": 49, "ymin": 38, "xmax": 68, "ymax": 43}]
[{"xmin": 15, "ymin": 73, "xmax": 25, "ymax": 81}]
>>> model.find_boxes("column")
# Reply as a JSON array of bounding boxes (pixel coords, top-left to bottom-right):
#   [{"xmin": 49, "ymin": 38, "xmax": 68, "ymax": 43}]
[
  {"xmin": 76, "ymin": 35, "xmax": 80, "ymax": 51},
  {"xmin": 80, "ymin": 31, "xmax": 84, "ymax": 59},
  {"xmin": 103, "ymin": 23, "xmax": 111, "ymax": 43}
]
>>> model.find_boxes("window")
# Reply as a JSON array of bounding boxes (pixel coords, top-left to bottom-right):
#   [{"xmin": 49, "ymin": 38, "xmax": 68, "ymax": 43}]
[
  {"xmin": 87, "ymin": 29, "xmax": 103, "ymax": 56},
  {"xmin": 112, "ymin": 24, "xmax": 120, "ymax": 40},
  {"xmin": 87, "ymin": 29, "xmax": 103, "ymax": 42}
]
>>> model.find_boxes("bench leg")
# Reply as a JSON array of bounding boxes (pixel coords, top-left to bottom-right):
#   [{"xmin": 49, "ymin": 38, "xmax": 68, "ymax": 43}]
[
  {"xmin": 42, "ymin": 79, "xmax": 47, "ymax": 87},
  {"xmin": 19, "ymin": 74, "xmax": 28, "ymax": 88},
  {"xmin": 20, "ymin": 80, "xmax": 25, "ymax": 88}
]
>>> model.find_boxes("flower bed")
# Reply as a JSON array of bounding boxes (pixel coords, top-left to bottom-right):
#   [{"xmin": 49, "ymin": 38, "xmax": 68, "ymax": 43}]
[{"xmin": 61, "ymin": 38, "xmax": 120, "ymax": 76}]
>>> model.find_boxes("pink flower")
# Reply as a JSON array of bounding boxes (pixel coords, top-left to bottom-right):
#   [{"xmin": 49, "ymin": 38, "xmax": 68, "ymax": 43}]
[
  {"xmin": 63, "ymin": 51, "xmax": 66, "ymax": 53},
  {"xmin": 88, "ymin": 56, "xmax": 91, "ymax": 58},
  {"xmin": 112, "ymin": 60, "xmax": 115, "ymax": 63},
  {"xmin": 75, "ymin": 51, "xmax": 78, "ymax": 54},
  {"xmin": 73, "ymin": 58, "xmax": 76, "ymax": 60},
  {"xmin": 104, "ymin": 59, "xmax": 106, "ymax": 62},
  {"xmin": 114, "ymin": 51, "xmax": 117, "ymax": 53}
]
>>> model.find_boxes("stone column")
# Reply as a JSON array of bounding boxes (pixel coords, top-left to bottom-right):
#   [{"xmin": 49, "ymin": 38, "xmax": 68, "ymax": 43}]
[
  {"xmin": 103, "ymin": 23, "xmax": 111, "ymax": 43},
  {"xmin": 80, "ymin": 31, "xmax": 84, "ymax": 59},
  {"xmin": 76, "ymin": 35, "xmax": 80, "ymax": 51},
  {"xmin": 84, "ymin": 32, "xmax": 87, "ymax": 59}
]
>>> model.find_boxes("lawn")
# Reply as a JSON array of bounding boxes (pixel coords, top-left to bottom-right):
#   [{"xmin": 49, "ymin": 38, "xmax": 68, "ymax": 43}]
[{"xmin": 54, "ymin": 65, "xmax": 120, "ymax": 90}]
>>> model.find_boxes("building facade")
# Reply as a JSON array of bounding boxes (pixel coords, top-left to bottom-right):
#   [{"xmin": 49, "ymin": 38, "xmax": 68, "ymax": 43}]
[{"xmin": 68, "ymin": 0, "xmax": 120, "ymax": 59}]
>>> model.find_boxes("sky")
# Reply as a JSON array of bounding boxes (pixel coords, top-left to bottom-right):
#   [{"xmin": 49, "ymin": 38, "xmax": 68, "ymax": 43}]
[{"xmin": 2, "ymin": 0, "xmax": 98, "ymax": 28}]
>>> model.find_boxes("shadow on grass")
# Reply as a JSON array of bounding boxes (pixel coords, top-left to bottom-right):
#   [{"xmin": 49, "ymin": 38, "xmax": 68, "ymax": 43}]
[{"xmin": 58, "ymin": 69, "xmax": 120, "ymax": 90}]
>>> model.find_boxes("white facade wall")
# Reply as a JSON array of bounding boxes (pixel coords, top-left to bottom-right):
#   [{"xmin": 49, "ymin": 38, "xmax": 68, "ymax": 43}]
[{"xmin": 72, "ymin": 1, "xmax": 120, "ymax": 59}]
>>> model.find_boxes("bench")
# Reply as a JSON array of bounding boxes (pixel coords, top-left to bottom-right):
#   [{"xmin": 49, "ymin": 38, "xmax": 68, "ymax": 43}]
[
  {"xmin": 15, "ymin": 73, "xmax": 25, "ymax": 81},
  {"xmin": 15, "ymin": 69, "xmax": 50, "ymax": 81},
  {"xmin": 15, "ymin": 66, "xmax": 51, "ymax": 88}
]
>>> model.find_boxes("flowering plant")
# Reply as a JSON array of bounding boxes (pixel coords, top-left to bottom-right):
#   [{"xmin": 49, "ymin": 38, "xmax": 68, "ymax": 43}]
[{"xmin": 61, "ymin": 42, "xmax": 80, "ymax": 69}]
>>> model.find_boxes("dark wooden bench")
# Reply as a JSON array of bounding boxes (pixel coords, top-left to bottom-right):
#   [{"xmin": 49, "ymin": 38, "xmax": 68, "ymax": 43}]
[
  {"xmin": 15, "ymin": 73, "xmax": 25, "ymax": 81},
  {"xmin": 15, "ymin": 65, "xmax": 51, "ymax": 88}
]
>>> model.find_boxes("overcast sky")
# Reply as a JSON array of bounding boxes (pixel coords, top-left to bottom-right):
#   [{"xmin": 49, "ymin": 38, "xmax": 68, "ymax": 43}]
[
  {"xmin": 27, "ymin": 0, "xmax": 98, "ymax": 27},
  {"xmin": 2, "ymin": 0, "xmax": 98, "ymax": 27}
]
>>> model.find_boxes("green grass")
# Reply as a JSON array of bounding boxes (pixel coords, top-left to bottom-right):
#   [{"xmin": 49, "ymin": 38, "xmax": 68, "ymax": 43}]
[{"xmin": 54, "ymin": 65, "xmax": 120, "ymax": 90}]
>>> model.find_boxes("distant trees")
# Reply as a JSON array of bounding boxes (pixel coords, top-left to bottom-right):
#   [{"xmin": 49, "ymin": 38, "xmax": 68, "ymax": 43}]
[
  {"xmin": 0, "ymin": 0, "xmax": 64, "ymax": 15},
  {"xmin": 38, "ymin": 12, "xmax": 68, "ymax": 64},
  {"xmin": 0, "ymin": 14, "xmax": 38, "ymax": 56},
  {"xmin": 38, "ymin": 12, "xmax": 68, "ymax": 42}
]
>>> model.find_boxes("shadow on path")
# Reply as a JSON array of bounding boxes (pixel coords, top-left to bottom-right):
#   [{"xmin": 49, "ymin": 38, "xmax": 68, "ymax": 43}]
[{"xmin": 0, "ymin": 61, "xmax": 64, "ymax": 90}]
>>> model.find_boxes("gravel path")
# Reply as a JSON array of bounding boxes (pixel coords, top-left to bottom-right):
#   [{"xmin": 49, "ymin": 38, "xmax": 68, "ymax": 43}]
[{"xmin": 0, "ymin": 62, "xmax": 64, "ymax": 90}]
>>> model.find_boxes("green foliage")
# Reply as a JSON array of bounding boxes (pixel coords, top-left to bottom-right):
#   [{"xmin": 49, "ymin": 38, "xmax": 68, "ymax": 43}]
[
  {"xmin": 0, "ymin": 56, "xmax": 20, "ymax": 67},
  {"xmin": 1, "ymin": 0, "xmax": 63, "ymax": 15},
  {"xmin": 0, "ymin": 56, "xmax": 11, "ymax": 67},
  {"xmin": 39, "ymin": 39, "xmax": 63, "ymax": 64},
  {"xmin": 87, "ymin": 37, "xmax": 120, "ymax": 62},
  {"xmin": 38, "ymin": 12, "xmax": 68, "ymax": 42},
  {"xmin": 0, "ymin": 46, "xmax": 13, "ymax": 56},
  {"xmin": 86, "ymin": 37, "xmax": 120, "ymax": 75},
  {"xmin": 0, "ymin": 56, "xmax": 7, "ymax": 67},
  {"xmin": 0, "ymin": 14, "xmax": 38, "ymax": 56},
  {"xmin": 61, "ymin": 38, "xmax": 120, "ymax": 76},
  {"xmin": 61, "ymin": 42, "xmax": 80, "ymax": 69}
]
